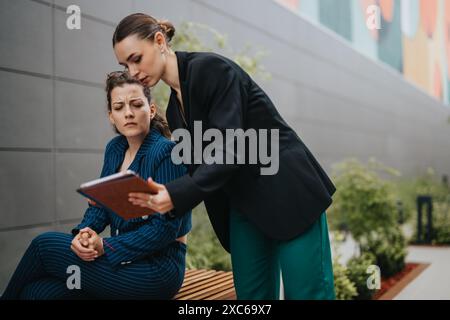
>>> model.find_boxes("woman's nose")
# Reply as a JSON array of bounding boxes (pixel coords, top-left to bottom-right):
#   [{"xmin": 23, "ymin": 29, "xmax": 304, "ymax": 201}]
[
  {"xmin": 128, "ymin": 65, "xmax": 140, "ymax": 79},
  {"xmin": 124, "ymin": 105, "xmax": 134, "ymax": 117}
]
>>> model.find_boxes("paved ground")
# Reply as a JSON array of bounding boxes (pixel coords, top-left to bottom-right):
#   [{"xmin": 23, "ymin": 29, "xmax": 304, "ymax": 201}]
[{"xmin": 394, "ymin": 246, "xmax": 450, "ymax": 300}]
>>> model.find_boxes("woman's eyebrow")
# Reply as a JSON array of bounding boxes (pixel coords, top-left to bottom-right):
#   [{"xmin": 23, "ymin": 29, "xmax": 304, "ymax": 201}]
[
  {"xmin": 112, "ymin": 101, "xmax": 124, "ymax": 105},
  {"xmin": 129, "ymin": 98, "xmax": 145, "ymax": 105}
]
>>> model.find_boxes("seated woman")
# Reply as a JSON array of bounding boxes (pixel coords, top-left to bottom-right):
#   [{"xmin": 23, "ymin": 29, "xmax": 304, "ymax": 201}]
[{"xmin": 1, "ymin": 71, "xmax": 191, "ymax": 300}]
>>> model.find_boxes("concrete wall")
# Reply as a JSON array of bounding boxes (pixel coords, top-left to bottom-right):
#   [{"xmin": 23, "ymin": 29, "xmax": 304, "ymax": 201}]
[{"xmin": 1, "ymin": 0, "xmax": 450, "ymax": 293}]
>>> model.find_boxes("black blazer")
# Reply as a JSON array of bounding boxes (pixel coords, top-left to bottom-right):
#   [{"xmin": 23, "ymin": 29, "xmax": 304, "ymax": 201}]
[{"xmin": 166, "ymin": 51, "xmax": 336, "ymax": 252}]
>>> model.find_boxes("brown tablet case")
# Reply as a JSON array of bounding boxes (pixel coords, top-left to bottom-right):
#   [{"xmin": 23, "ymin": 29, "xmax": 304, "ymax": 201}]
[{"xmin": 77, "ymin": 170, "xmax": 159, "ymax": 220}]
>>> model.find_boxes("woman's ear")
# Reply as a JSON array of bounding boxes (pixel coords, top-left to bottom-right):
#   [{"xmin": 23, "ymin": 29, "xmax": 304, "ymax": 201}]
[
  {"xmin": 149, "ymin": 103, "xmax": 157, "ymax": 119},
  {"xmin": 154, "ymin": 32, "xmax": 167, "ymax": 51}
]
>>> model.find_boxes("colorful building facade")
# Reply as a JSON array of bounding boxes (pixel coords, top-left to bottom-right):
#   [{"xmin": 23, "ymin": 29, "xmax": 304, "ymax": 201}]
[{"xmin": 276, "ymin": 0, "xmax": 450, "ymax": 105}]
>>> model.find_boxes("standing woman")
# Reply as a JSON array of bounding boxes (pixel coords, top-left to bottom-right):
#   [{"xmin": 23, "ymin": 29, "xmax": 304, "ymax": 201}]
[{"xmin": 115, "ymin": 13, "xmax": 336, "ymax": 300}]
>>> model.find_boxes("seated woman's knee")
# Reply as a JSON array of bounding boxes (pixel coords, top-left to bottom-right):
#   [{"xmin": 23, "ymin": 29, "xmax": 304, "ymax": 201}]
[{"xmin": 31, "ymin": 232, "xmax": 64, "ymax": 247}]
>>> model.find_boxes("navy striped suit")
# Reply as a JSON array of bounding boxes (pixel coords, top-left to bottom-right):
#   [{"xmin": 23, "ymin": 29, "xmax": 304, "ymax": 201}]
[{"xmin": 1, "ymin": 129, "xmax": 192, "ymax": 300}]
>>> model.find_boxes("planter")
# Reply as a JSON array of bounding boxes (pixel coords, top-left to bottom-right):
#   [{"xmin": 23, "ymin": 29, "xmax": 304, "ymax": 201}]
[{"xmin": 373, "ymin": 263, "xmax": 429, "ymax": 300}]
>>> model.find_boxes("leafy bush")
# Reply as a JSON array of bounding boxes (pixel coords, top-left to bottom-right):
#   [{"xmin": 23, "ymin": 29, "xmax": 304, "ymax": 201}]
[
  {"xmin": 398, "ymin": 168, "xmax": 450, "ymax": 245},
  {"xmin": 333, "ymin": 258, "xmax": 357, "ymax": 300},
  {"xmin": 186, "ymin": 203, "xmax": 231, "ymax": 271},
  {"xmin": 391, "ymin": 179, "xmax": 418, "ymax": 224},
  {"xmin": 433, "ymin": 202, "xmax": 450, "ymax": 244},
  {"xmin": 346, "ymin": 252, "xmax": 377, "ymax": 300},
  {"xmin": 329, "ymin": 158, "xmax": 400, "ymax": 241},
  {"xmin": 360, "ymin": 227, "xmax": 407, "ymax": 278},
  {"xmin": 330, "ymin": 158, "xmax": 408, "ymax": 285}
]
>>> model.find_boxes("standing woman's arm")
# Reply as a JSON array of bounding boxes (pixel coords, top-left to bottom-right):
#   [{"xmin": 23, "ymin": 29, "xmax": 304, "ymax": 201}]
[{"xmin": 166, "ymin": 58, "xmax": 246, "ymax": 217}]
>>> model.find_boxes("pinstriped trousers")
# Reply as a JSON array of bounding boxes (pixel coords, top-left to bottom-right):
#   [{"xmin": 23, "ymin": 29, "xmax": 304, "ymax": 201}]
[{"xmin": 1, "ymin": 232, "xmax": 186, "ymax": 300}]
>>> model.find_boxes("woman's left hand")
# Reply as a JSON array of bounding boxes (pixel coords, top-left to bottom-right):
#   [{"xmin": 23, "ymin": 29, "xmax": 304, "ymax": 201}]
[
  {"xmin": 79, "ymin": 227, "xmax": 104, "ymax": 258},
  {"xmin": 128, "ymin": 178, "xmax": 174, "ymax": 214}
]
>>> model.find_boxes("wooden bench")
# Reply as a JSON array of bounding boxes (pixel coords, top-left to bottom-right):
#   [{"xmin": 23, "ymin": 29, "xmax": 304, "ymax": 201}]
[{"xmin": 174, "ymin": 269, "xmax": 236, "ymax": 300}]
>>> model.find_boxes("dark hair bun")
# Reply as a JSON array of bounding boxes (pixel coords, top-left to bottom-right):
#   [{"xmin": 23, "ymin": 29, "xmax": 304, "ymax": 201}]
[{"xmin": 158, "ymin": 20, "xmax": 175, "ymax": 42}]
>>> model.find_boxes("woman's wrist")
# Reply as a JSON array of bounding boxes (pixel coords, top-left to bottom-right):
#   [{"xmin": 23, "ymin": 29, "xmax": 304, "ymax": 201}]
[{"xmin": 99, "ymin": 238, "xmax": 105, "ymax": 256}]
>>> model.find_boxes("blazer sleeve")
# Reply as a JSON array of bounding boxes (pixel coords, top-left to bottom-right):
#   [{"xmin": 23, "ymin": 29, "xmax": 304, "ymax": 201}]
[
  {"xmin": 166, "ymin": 58, "xmax": 245, "ymax": 217},
  {"xmin": 102, "ymin": 145, "xmax": 188, "ymax": 269},
  {"xmin": 71, "ymin": 205, "xmax": 111, "ymax": 237},
  {"xmin": 102, "ymin": 214, "xmax": 182, "ymax": 269}
]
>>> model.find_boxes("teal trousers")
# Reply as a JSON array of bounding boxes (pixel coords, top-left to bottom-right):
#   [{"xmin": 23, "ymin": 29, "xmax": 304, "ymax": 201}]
[{"xmin": 230, "ymin": 209, "xmax": 336, "ymax": 300}]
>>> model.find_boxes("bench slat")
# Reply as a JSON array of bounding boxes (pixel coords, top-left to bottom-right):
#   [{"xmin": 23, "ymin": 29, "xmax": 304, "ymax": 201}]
[
  {"xmin": 175, "ymin": 269, "xmax": 236, "ymax": 300},
  {"xmin": 184, "ymin": 269, "xmax": 206, "ymax": 278},
  {"xmin": 181, "ymin": 270, "xmax": 222, "ymax": 286},
  {"xmin": 178, "ymin": 272, "xmax": 230, "ymax": 292},
  {"xmin": 177, "ymin": 279, "xmax": 235, "ymax": 300},
  {"xmin": 205, "ymin": 287, "xmax": 237, "ymax": 300},
  {"xmin": 175, "ymin": 273, "xmax": 233, "ymax": 298}
]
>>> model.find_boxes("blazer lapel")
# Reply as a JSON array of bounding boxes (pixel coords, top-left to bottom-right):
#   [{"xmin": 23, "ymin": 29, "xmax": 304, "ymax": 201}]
[{"xmin": 174, "ymin": 51, "xmax": 191, "ymax": 131}]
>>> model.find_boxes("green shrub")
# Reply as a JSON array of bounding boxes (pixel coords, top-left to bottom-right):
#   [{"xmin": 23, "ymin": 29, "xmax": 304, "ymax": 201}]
[
  {"xmin": 433, "ymin": 201, "xmax": 450, "ymax": 244},
  {"xmin": 330, "ymin": 158, "xmax": 408, "ymax": 282},
  {"xmin": 329, "ymin": 158, "xmax": 400, "ymax": 241},
  {"xmin": 412, "ymin": 202, "xmax": 450, "ymax": 245},
  {"xmin": 186, "ymin": 203, "xmax": 232, "ymax": 271},
  {"xmin": 360, "ymin": 227, "xmax": 407, "ymax": 278},
  {"xmin": 398, "ymin": 168, "xmax": 450, "ymax": 245},
  {"xmin": 346, "ymin": 252, "xmax": 377, "ymax": 300},
  {"xmin": 391, "ymin": 179, "xmax": 418, "ymax": 224},
  {"xmin": 333, "ymin": 258, "xmax": 357, "ymax": 300}
]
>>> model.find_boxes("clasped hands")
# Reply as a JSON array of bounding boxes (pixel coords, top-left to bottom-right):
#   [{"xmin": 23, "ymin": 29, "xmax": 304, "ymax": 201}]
[{"xmin": 71, "ymin": 227, "xmax": 104, "ymax": 262}]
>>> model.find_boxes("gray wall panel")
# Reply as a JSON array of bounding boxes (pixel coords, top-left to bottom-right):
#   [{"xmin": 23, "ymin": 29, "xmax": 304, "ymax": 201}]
[
  {"xmin": 55, "ymin": 0, "xmax": 134, "ymax": 24},
  {"xmin": 54, "ymin": 9, "xmax": 117, "ymax": 84},
  {"xmin": 133, "ymin": 0, "xmax": 194, "ymax": 24},
  {"xmin": 55, "ymin": 152, "xmax": 104, "ymax": 221},
  {"xmin": 0, "ymin": 71, "xmax": 53, "ymax": 148},
  {"xmin": 55, "ymin": 80, "xmax": 112, "ymax": 149},
  {"xmin": 0, "ymin": 0, "xmax": 52, "ymax": 75},
  {"xmin": 0, "ymin": 152, "xmax": 54, "ymax": 229}
]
